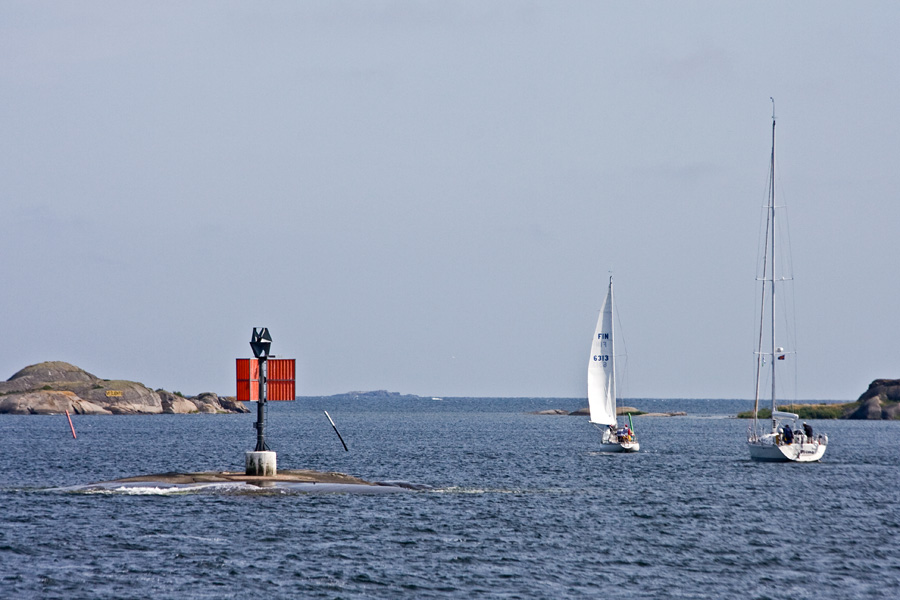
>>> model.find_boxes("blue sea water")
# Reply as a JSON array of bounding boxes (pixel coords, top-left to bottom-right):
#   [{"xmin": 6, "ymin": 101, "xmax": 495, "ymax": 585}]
[{"xmin": 1, "ymin": 397, "xmax": 898, "ymax": 599}]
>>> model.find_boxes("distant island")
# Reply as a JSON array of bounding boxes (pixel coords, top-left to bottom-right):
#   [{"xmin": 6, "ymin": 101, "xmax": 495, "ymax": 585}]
[
  {"xmin": 736, "ymin": 378, "xmax": 900, "ymax": 420},
  {"xmin": 307, "ymin": 390, "xmax": 426, "ymax": 401},
  {"xmin": 532, "ymin": 406, "xmax": 686, "ymax": 417},
  {"xmin": 0, "ymin": 361, "xmax": 248, "ymax": 415}
]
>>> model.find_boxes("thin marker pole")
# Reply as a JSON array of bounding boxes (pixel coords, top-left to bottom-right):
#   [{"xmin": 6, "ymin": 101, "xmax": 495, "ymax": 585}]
[
  {"xmin": 324, "ymin": 411, "xmax": 348, "ymax": 451},
  {"xmin": 65, "ymin": 410, "xmax": 77, "ymax": 439}
]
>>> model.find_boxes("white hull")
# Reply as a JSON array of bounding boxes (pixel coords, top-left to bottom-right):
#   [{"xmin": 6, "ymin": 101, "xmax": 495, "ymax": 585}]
[
  {"xmin": 598, "ymin": 427, "xmax": 640, "ymax": 452},
  {"xmin": 748, "ymin": 434, "xmax": 827, "ymax": 462},
  {"xmin": 599, "ymin": 441, "xmax": 640, "ymax": 453}
]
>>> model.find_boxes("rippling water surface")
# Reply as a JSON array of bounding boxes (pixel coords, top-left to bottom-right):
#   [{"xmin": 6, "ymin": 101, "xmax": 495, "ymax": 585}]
[{"xmin": 1, "ymin": 397, "xmax": 898, "ymax": 599}]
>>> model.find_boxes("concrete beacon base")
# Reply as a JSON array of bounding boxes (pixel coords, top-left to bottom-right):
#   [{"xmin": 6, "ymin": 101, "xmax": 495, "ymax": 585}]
[{"xmin": 245, "ymin": 451, "xmax": 277, "ymax": 476}]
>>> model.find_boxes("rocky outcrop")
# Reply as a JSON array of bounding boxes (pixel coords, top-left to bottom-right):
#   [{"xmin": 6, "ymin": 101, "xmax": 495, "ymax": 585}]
[
  {"xmin": 0, "ymin": 390, "xmax": 112, "ymax": 415},
  {"xmin": 738, "ymin": 379, "xmax": 900, "ymax": 420},
  {"xmin": 849, "ymin": 379, "xmax": 900, "ymax": 419},
  {"xmin": 859, "ymin": 379, "xmax": 900, "ymax": 403},
  {"xmin": 0, "ymin": 361, "xmax": 249, "ymax": 415}
]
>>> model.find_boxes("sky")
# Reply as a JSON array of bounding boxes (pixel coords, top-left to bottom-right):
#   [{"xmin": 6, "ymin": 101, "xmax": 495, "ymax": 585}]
[{"xmin": 2, "ymin": 1, "xmax": 898, "ymax": 400}]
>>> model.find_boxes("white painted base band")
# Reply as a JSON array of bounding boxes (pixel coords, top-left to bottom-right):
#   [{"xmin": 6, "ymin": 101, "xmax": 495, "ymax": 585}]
[{"xmin": 245, "ymin": 451, "xmax": 277, "ymax": 476}]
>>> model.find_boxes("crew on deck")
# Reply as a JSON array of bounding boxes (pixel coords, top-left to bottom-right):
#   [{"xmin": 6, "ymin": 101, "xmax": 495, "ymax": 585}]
[
  {"xmin": 782, "ymin": 424, "xmax": 794, "ymax": 445},
  {"xmin": 803, "ymin": 422, "xmax": 813, "ymax": 438}
]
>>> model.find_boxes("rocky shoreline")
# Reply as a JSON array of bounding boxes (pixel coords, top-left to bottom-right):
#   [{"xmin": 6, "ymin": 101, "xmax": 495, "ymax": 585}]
[
  {"xmin": 0, "ymin": 361, "xmax": 248, "ymax": 415},
  {"xmin": 736, "ymin": 379, "xmax": 900, "ymax": 420}
]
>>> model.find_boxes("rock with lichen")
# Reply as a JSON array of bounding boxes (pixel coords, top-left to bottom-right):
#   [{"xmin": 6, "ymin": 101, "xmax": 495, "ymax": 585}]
[{"xmin": 0, "ymin": 361, "xmax": 248, "ymax": 415}]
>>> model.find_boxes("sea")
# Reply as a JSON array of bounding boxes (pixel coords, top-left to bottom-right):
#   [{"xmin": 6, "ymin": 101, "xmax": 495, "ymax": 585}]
[{"xmin": 1, "ymin": 397, "xmax": 898, "ymax": 599}]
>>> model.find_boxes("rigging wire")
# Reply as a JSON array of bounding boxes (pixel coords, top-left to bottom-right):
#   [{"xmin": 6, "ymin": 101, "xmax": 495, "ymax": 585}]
[
  {"xmin": 750, "ymin": 148, "xmax": 773, "ymax": 391},
  {"xmin": 775, "ymin": 163, "xmax": 800, "ymax": 406},
  {"xmin": 613, "ymin": 284, "xmax": 629, "ymax": 402}
]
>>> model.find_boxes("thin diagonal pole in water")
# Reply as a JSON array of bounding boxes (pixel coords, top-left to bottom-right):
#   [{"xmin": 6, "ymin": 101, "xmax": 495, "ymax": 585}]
[{"xmin": 324, "ymin": 410, "xmax": 349, "ymax": 451}]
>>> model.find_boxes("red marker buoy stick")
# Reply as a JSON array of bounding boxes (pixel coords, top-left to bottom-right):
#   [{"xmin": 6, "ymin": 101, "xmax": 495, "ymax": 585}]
[{"xmin": 65, "ymin": 410, "xmax": 77, "ymax": 439}]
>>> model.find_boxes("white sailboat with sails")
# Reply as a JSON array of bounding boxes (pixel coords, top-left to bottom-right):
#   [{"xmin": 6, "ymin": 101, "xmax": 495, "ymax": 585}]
[
  {"xmin": 747, "ymin": 104, "xmax": 827, "ymax": 462},
  {"xmin": 588, "ymin": 277, "xmax": 639, "ymax": 452}
]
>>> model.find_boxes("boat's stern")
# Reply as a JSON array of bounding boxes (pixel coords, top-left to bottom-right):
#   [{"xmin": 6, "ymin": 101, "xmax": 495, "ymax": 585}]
[{"xmin": 748, "ymin": 433, "xmax": 827, "ymax": 462}]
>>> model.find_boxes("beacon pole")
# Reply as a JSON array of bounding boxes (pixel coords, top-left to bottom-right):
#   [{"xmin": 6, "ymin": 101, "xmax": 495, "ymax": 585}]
[
  {"xmin": 241, "ymin": 327, "xmax": 293, "ymax": 477},
  {"xmin": 249, "ymin": 327, "xmax": 272, "ymax": 454},
  {"xmin": 254, "ymin": 355, "xmax": 268, "ymax": 451}
]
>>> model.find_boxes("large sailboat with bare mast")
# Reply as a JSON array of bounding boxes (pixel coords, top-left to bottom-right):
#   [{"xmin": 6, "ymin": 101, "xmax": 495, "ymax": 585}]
[{"xmin": 747, "ymin": 102, "xmax": 828, "ymax": 462}]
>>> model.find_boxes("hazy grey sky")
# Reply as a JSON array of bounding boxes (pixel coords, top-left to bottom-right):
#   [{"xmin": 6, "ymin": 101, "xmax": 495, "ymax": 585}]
[{"xmin": 2, "ymin": 2, "xmax": 898, "ymax": 400}]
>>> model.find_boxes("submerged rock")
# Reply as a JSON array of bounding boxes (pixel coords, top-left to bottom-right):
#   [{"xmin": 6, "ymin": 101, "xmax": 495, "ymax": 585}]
[
  {"xmin": 63, "ymin": 470, "xmax": 413, "ymax": 495},
  {"xmin": 104, "ymin": 469, "xmax": 377, "ymax": 486},
  {"xmin": 0, "ymin": 361, "xmax": 248, "ymax": 415}
]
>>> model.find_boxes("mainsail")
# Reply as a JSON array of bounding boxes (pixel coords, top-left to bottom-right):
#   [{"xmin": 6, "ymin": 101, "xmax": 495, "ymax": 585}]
[{"xmin": 588, "ymin": 279, "xmax": 616, "ymax": 425}]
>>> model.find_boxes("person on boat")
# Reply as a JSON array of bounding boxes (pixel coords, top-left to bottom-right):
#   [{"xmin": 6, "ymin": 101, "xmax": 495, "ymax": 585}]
[
  {"xmin": 604, "ymin": 424, "xmax": 616, "ymax": 443},
  {"xmin": 783, "ymin": 424, "xmax": 794, "ymax": 445},
  {"xmin": 803, "ymin": 422, "xmax": 813, "ymax": 438}
]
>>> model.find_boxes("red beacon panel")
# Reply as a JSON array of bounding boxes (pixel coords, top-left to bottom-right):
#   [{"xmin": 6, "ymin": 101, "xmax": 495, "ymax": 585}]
[
  {"xmin": 235, "ymin": 358, "xmax": 295, "ymax": 401},
  {"xmin": 236, "ymin": 358, "xmax": 259, "ymax": 401},
  {"xmin": 267, "ymin": 358, "xmax": 296, "ymax": 401}
]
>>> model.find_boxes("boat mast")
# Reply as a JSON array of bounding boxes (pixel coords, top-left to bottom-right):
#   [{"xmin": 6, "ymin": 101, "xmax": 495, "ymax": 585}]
[
  {"xmin": 769, "ymin": 103, "xmax": 778, "ymax": 432},
  {"xmin": 608, "ymin": 276, "xmax": 617, "ymax": 420},
  {"xmin": 752, "ymin": 104, "xmax": 777, "ymax": 437}
]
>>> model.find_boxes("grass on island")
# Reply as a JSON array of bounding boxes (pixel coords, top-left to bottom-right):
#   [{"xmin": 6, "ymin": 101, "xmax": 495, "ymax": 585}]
[
  {"xmin": 616, "ymin": 407, "xmax": 646, "ymax": 416},
  {"xmin": 736, "ymin": 403, "xmax": 856, "ymax": 419}
]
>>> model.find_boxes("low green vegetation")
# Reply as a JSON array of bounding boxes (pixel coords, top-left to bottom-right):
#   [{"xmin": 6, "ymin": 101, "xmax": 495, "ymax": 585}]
[
  {"xmin": 737, "ymin": 407, "xmax": 770, "ymax": 419},
  {"xmin": 737, "ymin": 403, "xmax": 857, "ymax": 419},
  {"xmin": 793, "ymin": 403, "xmax": 854, "ymax": 419}
]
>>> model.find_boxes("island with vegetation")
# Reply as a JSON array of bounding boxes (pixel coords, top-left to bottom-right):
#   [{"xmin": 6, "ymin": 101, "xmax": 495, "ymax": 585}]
[
  {"xmin": 736, "ymin": 378, "xmax": 900, "ymax": 420},
  {"xmin": 0, "ymin": 361, "xmax": 248, "ymax": 415},
  {"xmin": 533, "ymin": 406, "xmax": 686, "ymax": 417}
]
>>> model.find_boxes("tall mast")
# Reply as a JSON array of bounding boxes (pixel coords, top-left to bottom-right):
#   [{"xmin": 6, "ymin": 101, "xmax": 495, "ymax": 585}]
[
  {"xmin": 752, "ymin": 105, "xmax": 776, "ymax": 436},
  {"xmin": 769, "ymin": 106, "xmax": 778, "ymax": 430}
]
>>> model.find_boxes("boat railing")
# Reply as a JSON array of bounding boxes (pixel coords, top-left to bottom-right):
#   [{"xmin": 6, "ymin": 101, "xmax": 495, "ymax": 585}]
[{"xmin": 774, "ymin": 432, "xmax": 828, "ymax": 448}]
